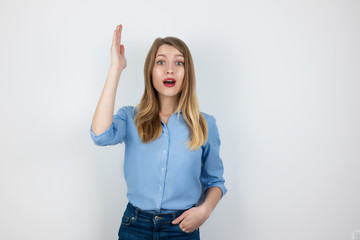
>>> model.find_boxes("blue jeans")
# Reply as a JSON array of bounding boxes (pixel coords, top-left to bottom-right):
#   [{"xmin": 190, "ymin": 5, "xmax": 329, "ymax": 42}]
[{"xmin": 118, "ymin": 202, "xmax": 200, "ymax": 239}]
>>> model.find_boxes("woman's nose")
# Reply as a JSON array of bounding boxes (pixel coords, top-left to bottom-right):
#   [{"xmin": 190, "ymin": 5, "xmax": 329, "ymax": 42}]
[{"xmin": 166, "ymin": 64, "xmax": 174, "ymax": 74}]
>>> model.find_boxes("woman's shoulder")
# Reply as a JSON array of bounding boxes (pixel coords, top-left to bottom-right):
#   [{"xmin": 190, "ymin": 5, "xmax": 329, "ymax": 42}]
[
  {"xmin": 200, "ymin": 111, "xmax": 217, "ymax": 128},
  {"xmin": 200, "ymin": 111, "xmax": 216, "ymax": 122},
  {"xmin": 116, "ymin": 105, "xmax": 138, "ymax": 118},
  {"xmin": 200, "ymin": 111, "xmax": 220, "ymax": 145}
]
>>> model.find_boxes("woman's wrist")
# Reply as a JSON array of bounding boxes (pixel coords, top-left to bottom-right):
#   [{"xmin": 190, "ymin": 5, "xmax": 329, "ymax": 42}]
[
  {"xmin": 199, "ymin": 204, "xmax": 212, "ymax": 218},
  {"xmin": 109, "ymin": 64, "xmax": 124, "ymax": 73}
]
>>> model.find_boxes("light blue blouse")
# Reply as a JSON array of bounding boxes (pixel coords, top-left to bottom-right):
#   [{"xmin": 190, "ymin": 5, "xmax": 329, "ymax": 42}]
[{"xmin": 90, "ymin": 106, "xmax": 227, "ymax": 213}]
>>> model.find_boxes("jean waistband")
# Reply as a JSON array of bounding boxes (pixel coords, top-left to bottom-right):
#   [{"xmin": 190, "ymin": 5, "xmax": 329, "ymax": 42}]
[{"xmin": 126, "ymin": 202, "xmax": 195, "ymax": 221}]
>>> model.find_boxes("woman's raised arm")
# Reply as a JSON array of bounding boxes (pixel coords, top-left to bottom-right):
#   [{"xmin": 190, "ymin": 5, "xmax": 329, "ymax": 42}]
[{"xmin": 91, "ymin": 24, "xmax": 127, "ymax": 135}]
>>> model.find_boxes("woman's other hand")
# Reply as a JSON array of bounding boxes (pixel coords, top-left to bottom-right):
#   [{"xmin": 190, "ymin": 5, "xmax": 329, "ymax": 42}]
[
  {"xmin": 171, "ymin": 206, "xmax": 211, "ymax": 233},
  {"xmin": 110, "ymin": 24, "xmax": 127, "ymax": 71}
]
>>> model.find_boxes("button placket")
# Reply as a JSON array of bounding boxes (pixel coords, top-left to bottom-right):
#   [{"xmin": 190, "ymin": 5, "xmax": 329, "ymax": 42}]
[{"xmin": 155, "ymin": 127, "xmax": 170, "ymax": 211}]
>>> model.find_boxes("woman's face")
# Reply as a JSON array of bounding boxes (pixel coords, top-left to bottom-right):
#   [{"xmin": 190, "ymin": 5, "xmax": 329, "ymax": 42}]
[{"xmin": 152, "ymin": 44, "xmax": 185, "ymax": 100}]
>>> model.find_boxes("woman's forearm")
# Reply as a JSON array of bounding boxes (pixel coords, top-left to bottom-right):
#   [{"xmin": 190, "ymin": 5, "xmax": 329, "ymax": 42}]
[
  {"xmin": 200, "ymin": 186, "xmax": 223, "ymax": 216},
  {"xmin": 91, "ymin": 67, "xmax": 122, "ymax": 135}
]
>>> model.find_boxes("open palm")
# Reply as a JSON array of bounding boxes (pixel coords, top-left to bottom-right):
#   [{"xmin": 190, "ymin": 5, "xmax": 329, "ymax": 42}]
[{"xmin": 110, "ymin": 24, "xmax": 127, "ymax": 71}]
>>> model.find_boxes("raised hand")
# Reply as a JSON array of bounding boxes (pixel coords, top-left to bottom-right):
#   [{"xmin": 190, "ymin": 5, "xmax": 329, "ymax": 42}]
[{"xmin": 110, "ymin": 24, "xmax": 127, "ymax": 71}]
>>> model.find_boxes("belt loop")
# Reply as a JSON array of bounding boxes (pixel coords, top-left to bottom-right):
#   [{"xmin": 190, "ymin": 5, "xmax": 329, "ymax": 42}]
[
  {"xmin": 134, "ymin": 206, "xmax": 139, "ymax": 221},
  {"xmin": 130, "ymin": 202, "xmax": 139, "ymax": 221},
  {"xmin": 171, "ymin": 212, "xmax": 177, "ymax": 221}
]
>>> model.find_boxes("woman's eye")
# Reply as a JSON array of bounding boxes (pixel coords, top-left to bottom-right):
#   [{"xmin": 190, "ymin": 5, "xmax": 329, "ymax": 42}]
[{"xmin": 156, "ymin": 60, "xmax": 183, "ymax": 66}]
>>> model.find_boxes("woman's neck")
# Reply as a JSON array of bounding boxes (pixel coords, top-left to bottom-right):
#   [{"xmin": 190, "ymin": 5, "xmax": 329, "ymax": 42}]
[{"xmin": 158, "ymin": 95, "xmax": 179, "ymax": 116}]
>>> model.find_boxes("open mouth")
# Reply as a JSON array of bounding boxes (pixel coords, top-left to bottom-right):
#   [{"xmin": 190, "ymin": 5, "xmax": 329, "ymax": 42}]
[{"xmin": 163, "ymin": 79, "xmax": 176, "ymax": 87}]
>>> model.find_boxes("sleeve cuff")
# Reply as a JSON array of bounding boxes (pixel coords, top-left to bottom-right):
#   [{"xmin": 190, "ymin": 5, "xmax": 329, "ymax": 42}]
[
  {"xmin": 89, "ymin": 124, "xmax": 112, "ymax": 146},
  {"xmin": 204, "ymin": 184, "xmax": 227, "ymax": 199}
]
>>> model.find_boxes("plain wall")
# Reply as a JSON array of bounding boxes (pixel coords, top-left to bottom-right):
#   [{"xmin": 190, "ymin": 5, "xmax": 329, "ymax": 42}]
[{"xmin": 0, "ymin": 0, "xmax": 359, "ymax": 239}]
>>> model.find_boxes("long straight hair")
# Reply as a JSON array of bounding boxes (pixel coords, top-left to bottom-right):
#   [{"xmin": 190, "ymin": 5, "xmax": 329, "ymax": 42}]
[{"xmin": 134, "ymin": 37, "xmax": 208, "ymax": 151}]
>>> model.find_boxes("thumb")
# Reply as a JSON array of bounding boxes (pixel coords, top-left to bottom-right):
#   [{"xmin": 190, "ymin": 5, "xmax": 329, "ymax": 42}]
[
  {"xmin": 120, "ymin": 44, "xmax": 125, "ymax": 55},
  {"xmin": 172, "ymin": 214, "xmax": 186, "ymax": 224}
]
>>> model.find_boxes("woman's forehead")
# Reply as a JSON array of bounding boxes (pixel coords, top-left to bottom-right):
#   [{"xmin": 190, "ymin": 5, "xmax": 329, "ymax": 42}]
[{"xmin": 156, "ymin": 45, "xmax": 183, "ymax": 58}]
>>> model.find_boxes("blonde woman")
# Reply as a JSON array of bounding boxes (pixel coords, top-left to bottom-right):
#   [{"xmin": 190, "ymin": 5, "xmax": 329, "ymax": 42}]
[{"xmin": 90, "ymin": 24, "xmax": 227, "ymax": 240}]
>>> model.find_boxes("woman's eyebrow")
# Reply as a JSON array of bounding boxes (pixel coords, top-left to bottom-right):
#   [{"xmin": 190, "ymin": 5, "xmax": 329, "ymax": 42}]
[{"xmin": 156, "ymin": 54, "xmax": 184, "ymax": 58}]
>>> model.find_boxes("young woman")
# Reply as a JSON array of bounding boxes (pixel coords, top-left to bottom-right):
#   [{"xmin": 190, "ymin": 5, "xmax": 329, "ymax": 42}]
[{"xmin": 90, "ymin": 24, "xmax": 227, "ymax": 240}]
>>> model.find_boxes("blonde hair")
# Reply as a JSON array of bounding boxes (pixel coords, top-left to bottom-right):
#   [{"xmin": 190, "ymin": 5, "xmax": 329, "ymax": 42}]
[{"xmin": 134, "ymin": 36, "xmax": 208, "ymax": 151}]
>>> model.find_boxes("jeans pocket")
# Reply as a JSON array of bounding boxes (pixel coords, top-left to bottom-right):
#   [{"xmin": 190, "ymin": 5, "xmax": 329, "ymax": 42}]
[
  {"xmin": 121, "ymin": 215, "xmax": 132, "ymax": 226},
  {"xmin": 176, "ymin": 224, "xmax": 198, "ymax": 235},
  {"xmin": 121, "ymin": 210, "xmax": 134, "ymax": 226}
]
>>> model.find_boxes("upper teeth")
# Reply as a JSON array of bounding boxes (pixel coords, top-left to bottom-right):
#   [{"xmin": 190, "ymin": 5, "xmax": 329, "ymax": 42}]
[{"xmin": 164, "ymin": 80, "xmax": 175, "ymax": 83}]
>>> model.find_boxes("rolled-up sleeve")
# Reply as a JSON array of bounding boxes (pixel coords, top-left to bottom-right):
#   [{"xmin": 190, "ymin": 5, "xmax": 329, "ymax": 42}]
[
  {"xmin": 200, "ymin": 115, "xmax": 227, "ymax": 198},
  {"xmin": 89, "ymin": 106, "xmax": 127, "ymax": 146}
]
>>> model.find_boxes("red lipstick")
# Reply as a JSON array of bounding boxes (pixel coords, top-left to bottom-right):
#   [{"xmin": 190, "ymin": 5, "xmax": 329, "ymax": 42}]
[{"xmin": 163, "ymin": 78, "xmax": 176, "ymax": 87}]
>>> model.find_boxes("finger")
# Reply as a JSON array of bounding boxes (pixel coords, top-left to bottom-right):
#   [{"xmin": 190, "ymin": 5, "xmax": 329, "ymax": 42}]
[
  {"xmin": 111, "ymin": 26, "xmax": 117, "ymax": 46},
  {"xmin": 120, "ymin": 44, "xmax": 125, "ymax": 55},
  {"xmin": 117, "ymin": 24, "xmax": 123, "ymax": 46},
  {"xmin": 172, "ymin": 214, "xmax": 186, "ymax": 224},
  {"xmin": 180, "ymin": 224, "xmax": 190, "ymax": 233},
  {"xmin": 112, "ymin": 25, "xmax": 120, "ymax": 47}
]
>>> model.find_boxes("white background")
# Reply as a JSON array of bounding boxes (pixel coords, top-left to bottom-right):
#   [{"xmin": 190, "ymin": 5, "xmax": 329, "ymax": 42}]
[{"xmin": 1, "ymin": 0, "xmax": 359, "ymax": 239}]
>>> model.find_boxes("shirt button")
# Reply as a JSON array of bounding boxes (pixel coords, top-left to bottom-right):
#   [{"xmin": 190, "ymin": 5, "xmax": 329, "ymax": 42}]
[
  {"xmin": 161, "ymin": 168, "xmax": 165, "ymax": 172},
  {"xmin": 159, "ymin": 186, "xmax": 163, "ymax": 190},
  {"xmin": 164, "ymin": 133, "xmax": 168, "ymax": 137},
  {"xmin": 157, "ymin": 204, "xmax": 160, "ymax": 208},
  {"xmin": 163, "ymin": 150, "xmax": 166, "ymax": 154}
]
